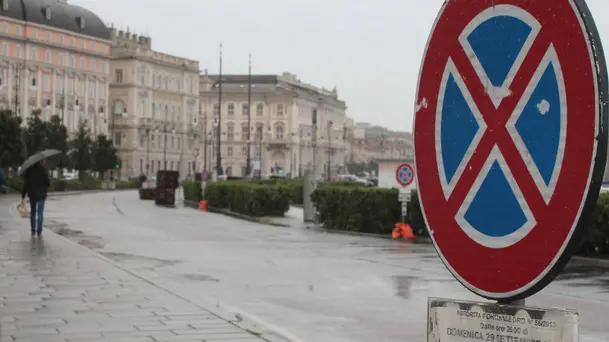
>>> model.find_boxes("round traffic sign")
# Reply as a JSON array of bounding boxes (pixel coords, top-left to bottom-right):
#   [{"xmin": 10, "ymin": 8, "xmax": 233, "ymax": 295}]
[
  {"xmin": 414, "ymin": 0, "xmax": 608, "ymax": 301},
  {"xmin": 396, "ymin": 163, "xmax": 415, "ymax": 187}
]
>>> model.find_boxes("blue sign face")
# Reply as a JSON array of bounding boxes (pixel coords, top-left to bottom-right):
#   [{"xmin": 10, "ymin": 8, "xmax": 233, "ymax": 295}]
[{"xmin": 436, "ymin": 7, "xmax": 566, "ymax": 248}]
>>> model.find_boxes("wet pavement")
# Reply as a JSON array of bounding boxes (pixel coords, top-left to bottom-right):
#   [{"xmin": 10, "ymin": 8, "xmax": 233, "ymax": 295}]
[
  {"xmin": 0, "ymin": 194, "xmax": 282, "ymax": 342},
  {"xmin": 8, "ymin": 191, "xmax": 609, "ymax": 342}
]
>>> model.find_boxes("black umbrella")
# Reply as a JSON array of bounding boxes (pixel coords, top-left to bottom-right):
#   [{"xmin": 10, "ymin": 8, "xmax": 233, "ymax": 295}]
[{"xmin": 18, "ymin": 149, "xmax": 62, "ymax": 177}]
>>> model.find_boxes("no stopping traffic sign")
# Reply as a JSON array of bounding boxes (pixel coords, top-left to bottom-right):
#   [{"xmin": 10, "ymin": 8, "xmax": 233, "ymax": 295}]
[{"xmin": 414, "ymin": 0, "xmax": 608, "ymax": 300}]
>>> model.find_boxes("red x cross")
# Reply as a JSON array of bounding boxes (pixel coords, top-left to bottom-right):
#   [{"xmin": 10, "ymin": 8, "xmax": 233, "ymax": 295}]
[{"xmin": 445, "ymin": 28, "xmax": 553, "ymax": 219}]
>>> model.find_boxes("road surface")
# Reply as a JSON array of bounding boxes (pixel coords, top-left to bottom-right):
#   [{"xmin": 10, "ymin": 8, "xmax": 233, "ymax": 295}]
[{"xmin": 32, "ymin": 191, "xmax": 609, "ymax": 341}]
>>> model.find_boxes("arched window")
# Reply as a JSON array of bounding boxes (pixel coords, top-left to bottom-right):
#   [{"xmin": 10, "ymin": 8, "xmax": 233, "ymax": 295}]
[{"xmin": 275, "ymin": 125, "xmax": 284, "ymax": 139}]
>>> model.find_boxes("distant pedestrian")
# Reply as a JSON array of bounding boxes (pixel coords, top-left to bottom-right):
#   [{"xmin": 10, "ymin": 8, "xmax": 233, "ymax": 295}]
[
  {"xmin": 21, "ymin": 160, "xmax": 50, "ymax": 237},
  {"xmin": 0, "ymin": 167, "xmax": 5, "ymax": 194}
]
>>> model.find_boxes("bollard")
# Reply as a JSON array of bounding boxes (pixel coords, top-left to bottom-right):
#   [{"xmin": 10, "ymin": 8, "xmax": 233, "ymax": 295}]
[{"xmin": 199, "ymin": 200, "xmax": 208, "ymax": 211}]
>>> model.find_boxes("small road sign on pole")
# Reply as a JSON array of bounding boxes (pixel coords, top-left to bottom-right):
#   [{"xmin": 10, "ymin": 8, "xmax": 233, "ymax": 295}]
[
  {"xmin": 414, "ymin": 0, "xmax": 608, "ymax": 301},
  {"xmin": 396, "ymin": 163, "xmax": 415, "ymax": 187}
]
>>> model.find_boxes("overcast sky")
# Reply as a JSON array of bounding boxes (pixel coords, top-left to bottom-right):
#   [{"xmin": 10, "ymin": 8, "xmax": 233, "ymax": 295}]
[{"xmin": 78, "ymin": 0, "xmax": 609, "ymax": 132}]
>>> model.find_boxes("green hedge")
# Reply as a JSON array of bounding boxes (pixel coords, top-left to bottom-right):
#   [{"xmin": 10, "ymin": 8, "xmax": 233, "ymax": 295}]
[
  {"xmin": 311, "ymin": 186, "xmax": 426, "ymax": 236},
  {"xmin": 183, "ymin": 180, "xmax": 290, "ymax": 217},
  {"xmin": 312, "ymin": 186, "xmax": 609, "ymax": 256}
]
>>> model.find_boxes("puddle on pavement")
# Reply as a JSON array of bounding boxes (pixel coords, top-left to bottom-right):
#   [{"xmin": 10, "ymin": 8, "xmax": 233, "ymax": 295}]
[
  {"xmin": 392, "ymin": 275, "xmax": 415, "ymax": 299},
  {"xmin": 101, "ymin": 251, "xmax": 181, "ymax": 268},
  {"xmin": 179, "ymin": 274, "xmax": 220, "ymax": 282}
]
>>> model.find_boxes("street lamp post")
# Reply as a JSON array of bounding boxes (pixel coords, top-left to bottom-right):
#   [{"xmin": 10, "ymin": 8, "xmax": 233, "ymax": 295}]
[
  {"xmin": 327, "ymin": 120, "xmax": 333, "ymax": 181},
  {"xmin": 246, "ymin": 54, "xmax": 252, "ymax": 176}
]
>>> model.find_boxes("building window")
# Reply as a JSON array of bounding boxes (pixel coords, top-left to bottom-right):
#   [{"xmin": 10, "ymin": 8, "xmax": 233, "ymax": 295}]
[
  {"xmin": 60, "ymin": 34, "xmax": 64, "ymax": 44},
  {"xmin": 170, "ymin": 161, "xmax": 174, "ymax": 170},
  {"xmin": 227, "ymin": 103, "xmax": 234, "ymax": 116},
  {"xmin": 114, "ymin": 132, "xmax": 122, "ymax": 146},
  {"xmin": 115, "ymin": 69, "xmax": 123, "ymax": 83},
  {"xmin": 1, "ymin": 23, "xmax": 6, "ymax": 33},
  {"xmin": 90, "ymin": 58, "xmax": 96, "ymax": 72},
  {"xmin": 70, "ymin": 37, "xmax": 74, "ymax": 46},
  {"xmin": 14, "ymin": 45, "xmax": 20, "ymax": 58},
  {"xmin": 56, "ymin": 78, "xmax": 63, "ymax": 93},
  {"xmin": 45, "ymin": 49, "xmax": 51, "ymax": 63},
  {"xmin": 67, "ymin": 78, "xmax": 73, "ymax": 93},
  {"xmin": 227, "ymin": 147, "xmax": 233, "ymax": 156},
  {"xmin": 277, "ymin": 104, "xmax": 284, "ymax": 116},
  {"xmin": 15, "ymin": 26, "xmax": 20, "ymax": 35},
  {"xmin": 256, "ymin": 103, "xmax": 263, "ymax": 116},
  {"xmin": 1, "ymin": 41, "xmax": 7, "ymax": 56},
  {"xmin": 227, "ymin": 123, "xmax": 234, "ymax": 140},
  {"xmin": 30, "ymin": 47, "xmax": 37, "ymax": 60},
  {"xmin": 151, "ymin": 160, "xmax": 155, "ymax": 173},
  {"xmin": 46, "ymin": 31, "xmax": 51, "ymax": 41},
  {"xmin": 226, "ymin": 166, "xmax": 233, "ymax": 176},
  {"xmin": 80, "ymin": 39, "xmax": 85, "ymax": 49},
  {"xmin": 69, "ymin": 55, "xmax": 75, "ymax": 67},
  {"xmin": 89, "ymin": 85, "xmax": 94, "ymax": 98},
  {"xmin": 91, "ymin": 41, "xmax": 96, "ymax": 50},
  {"xmin": 140, "ymin": 159, "xmax": 143, "ymax": 173},
  {"xmin": 58, "ymin": 53, "xmax": 64, "ymax": 66},
  {"xmin": 31, "ymin": 28, "xmax": 37, "ymax": 39},
  {"xmin": 241, "ymin": 123, "xmax": 249, "ymax": 140},
  {"xmin": 213, "ymin": 104, "xmax": 219, "ymax": 116},
  {"xmin": 79, "ymin": 56, "xmax": 85, "ymax": 69},
  {"xmin": 242, "ymin": 103, "xmax": 249, "ymax": 116},
  {"xmin": 157, "ymin": 160, "xmax": 160, "ymax": 171},
  {"xmin": 241, "ymin": 146, "xmax": 247, "ymax": 156},
  {"xmin": 276, "ymin": 125, "xmax": 284, "ymax": 139},
  {"xmin": 31, "ymin": 76, "xmax": 37, "ymax": 87}
]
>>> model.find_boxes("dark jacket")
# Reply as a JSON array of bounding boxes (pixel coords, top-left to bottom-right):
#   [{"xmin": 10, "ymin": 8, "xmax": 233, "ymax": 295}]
[{"xmin": 21, "ymin": 164, "xmax": 50, "ymax": 201}]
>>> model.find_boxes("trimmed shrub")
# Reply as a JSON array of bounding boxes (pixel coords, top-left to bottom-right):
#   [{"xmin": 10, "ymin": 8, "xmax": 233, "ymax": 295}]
[
  {"xmin": 312, "ymin": 186, "xmax": 401, "ymax": 235},
  {"xmin": 580, "ymin": 192, "xmax": 609, "ymax": 256},
  {"xmin": 182, "ymin": 180, "xmax": 203, "ymax": 203},
  {"xmin": 115, "ymin": 180, "xmax": 139, "ymax": 189},
  {"xmin": 204, "ymin": 181, "xmax": 290, "ymax": 217}
]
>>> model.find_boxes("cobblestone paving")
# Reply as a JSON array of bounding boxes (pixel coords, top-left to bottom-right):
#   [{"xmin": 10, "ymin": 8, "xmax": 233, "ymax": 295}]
[{"xmin": 0, "ymin": 199, "xmax": 266, "ymax": 342}]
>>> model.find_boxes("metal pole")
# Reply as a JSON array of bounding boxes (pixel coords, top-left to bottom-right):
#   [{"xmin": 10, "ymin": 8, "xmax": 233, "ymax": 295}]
[
  {"xmin": 258, "ymin": 126, "xmax": 263, "ymax": 180},
  {"xmin": 203, "ymin": 115, "xmax": 208, "ymax": 171},
  {"xmin": 146, "ymin": 128, "xmax": 150, "ymax": 176},
  {"xmin": 163, "ymin": 131, "xmax": 167, "ymax": 170},
  {"xmin": 299, "ymin": 135, "xmax": 303, "ymax": 178},
  {"xmin": 246, "ymin": 53, "xmax": 252, "ymax": 176},
  {"xmin": 327, "ymin": 121, "xmax": 332, "ymax": 181},
  {"xmin": 216, "ymin": 43, "xmax": 223, "ymax": 176}
]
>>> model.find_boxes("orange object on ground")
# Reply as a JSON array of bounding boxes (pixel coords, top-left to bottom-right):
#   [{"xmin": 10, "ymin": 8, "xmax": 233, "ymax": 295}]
[
  {"xmin": 199, "ymin": 200, "xmax": 208, "ymax": 211},
  {"xmin": 392, "ymin": 223, "xmax": 415, "ymax": 240}
]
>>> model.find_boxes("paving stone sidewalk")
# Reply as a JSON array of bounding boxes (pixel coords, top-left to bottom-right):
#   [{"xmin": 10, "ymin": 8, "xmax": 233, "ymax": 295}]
[{"xmin": 0, "ymin": 200, "xmax": 267, "ymax": 342}]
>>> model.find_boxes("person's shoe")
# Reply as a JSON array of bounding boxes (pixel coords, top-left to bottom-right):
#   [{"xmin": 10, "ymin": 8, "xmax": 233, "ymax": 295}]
[
  {"xmin": 37, "ymin": 231, "xmax": 42, "ymax": 238},
  {"xmin": 31, "ymin": 231, "xmax": 36, "ymax": 238}
]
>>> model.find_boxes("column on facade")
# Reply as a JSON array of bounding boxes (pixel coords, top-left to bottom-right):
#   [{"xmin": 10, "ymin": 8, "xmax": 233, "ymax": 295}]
[
  {"xmin": 21, "ymin": 68, "xmax": 29, "ymax": 122},
  {"xmin": 36, "ymin": 68, "xmax": 42, "ymax": 111}
]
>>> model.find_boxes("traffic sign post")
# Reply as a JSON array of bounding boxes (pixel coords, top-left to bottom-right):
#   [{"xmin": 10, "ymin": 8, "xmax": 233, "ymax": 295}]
[
  {"xmin": 396, "ymin": 163, "xmax": 415, "ymax": 187},
  {"xmin": 414, "ymin": 0, "xmax": 607, "ymax": 337}
]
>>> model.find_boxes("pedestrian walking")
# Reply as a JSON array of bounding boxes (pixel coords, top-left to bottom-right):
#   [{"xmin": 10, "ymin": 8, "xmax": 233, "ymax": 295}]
[
  {"xmin": 0, "ymin": 167, "xmax": 5, "ymax": 194},
  {"xmin": 21, "ymin": 160, "xmax": 50, "ymax": 237}
]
